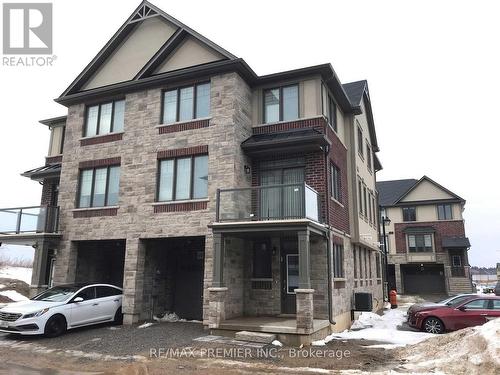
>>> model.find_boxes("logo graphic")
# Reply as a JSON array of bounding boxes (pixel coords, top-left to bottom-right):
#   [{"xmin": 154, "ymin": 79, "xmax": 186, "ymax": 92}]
[{"xmin": 3, "ymin": 3, "xmax": 52, "ymax": 54}]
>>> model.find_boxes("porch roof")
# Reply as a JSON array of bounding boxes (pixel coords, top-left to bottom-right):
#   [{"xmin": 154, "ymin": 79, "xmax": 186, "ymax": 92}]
[{"xmin": 442, "ymin": 236, "xmax": 471, "ymax": 248}]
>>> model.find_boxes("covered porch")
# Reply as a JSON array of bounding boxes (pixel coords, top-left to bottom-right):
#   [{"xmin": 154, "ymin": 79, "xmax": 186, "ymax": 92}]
[{"xmin": 207, "ymin": 220, "xmax": 331, "ymax": 344}]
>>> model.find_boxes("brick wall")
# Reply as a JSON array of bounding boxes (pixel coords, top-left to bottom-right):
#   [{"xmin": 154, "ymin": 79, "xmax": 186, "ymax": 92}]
[
  {"xmin": 395, "ymin": 221, "xmax": 466, "ymax": 253},
  {"xmin": 40, "ymin": 178, "xmax": 59, "ymax": 206}
]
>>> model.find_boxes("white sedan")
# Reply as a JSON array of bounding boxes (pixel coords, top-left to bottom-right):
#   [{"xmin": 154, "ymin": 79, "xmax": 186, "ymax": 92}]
[{"xmin": 0, "ymin": 283, "xmax": 123, "ymax": 337}]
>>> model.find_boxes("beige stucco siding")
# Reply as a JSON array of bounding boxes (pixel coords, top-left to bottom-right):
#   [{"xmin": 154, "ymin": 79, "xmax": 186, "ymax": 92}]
[
  {"xmin": 83, "ymin": 18, "xmax": 178, "ymax": 90},
  {"xmin": 48, "ymin": 126, "xmax": 64, "ymax": 156},
  {"xmin": 400, "ymin": 179, "xmax": 454, "ymax": 202},
  {"xmin": 155, "ymin": 36, "xmax": 224, "ymax": 74}
]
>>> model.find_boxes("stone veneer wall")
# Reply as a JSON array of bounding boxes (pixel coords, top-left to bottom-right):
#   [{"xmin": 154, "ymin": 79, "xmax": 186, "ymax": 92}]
[{"xmin": 52, "ymin": 72, "xmax": 253, "ymax": 324}]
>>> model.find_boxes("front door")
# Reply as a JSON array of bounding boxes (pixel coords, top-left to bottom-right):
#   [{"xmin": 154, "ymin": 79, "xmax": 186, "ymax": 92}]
[{"xmin": 281, "ymin": 238, "xmax": 299, "ymax": 314}]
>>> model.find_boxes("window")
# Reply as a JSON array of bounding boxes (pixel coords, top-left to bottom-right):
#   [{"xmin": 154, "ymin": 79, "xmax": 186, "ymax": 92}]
[
  {"xmin": 322, "ymin": 85, "xmax": 338, "ymax": 131},
  {"xmin": 330, "ymin": 164, "xmax": 341, "ymax": 202},
  {"xmin": 158, "ymin": 155, "xmax": 208, "ymax": 201},
  {"xmin": 263, "ymin": 85, "xmax": 298, "ymax": 123},
  {"xmin": 363, "ymin": 186, "xmax": 368, "ymax": 217},
  {"xmin": 358, "ymin": 180, "xmax": 363, "ymax": 215},
  {"xmin": 408, "ymin": 234, "xmax": 433, "ymax": 252},
  {"xmin": 73, "ymin": 287, "xmax": 96, "ymax": 301},
  {"xmin": 253, "ymin": 241, "xmax": 272, "ymax": 278},
  {"xmin": 437, "ymin": 204, "xmax": 453, "ymax": 220},
  {"xmin": 452, "ymin": 255, "xmax": 462, "ymax": 267},
  {"xmin": 96, "ymin": 286, "xmax": 121, "ymax": 298},
  {"xmin": 368, "ymin": 251, "xmax": 372, "ymax": 279},
  {"xmin": 366, "ymin": 143, "xmax": 372, "ymax": 171},
  {"xmin": 162, "ymin": 82, "xmax": 210, "ymax": 124},
  {"xmin": 368, "ymin": 192, "xmax": 373, "ymax": 223},
  {"xmin": 402, "ymin": 206, "xmax": 416, "ymax": 222},
  {"xmin": 353, "ymin": 247, "xmax": 358, "ymax": 279},
  {"xmin": 375, "ymin": 253, "xmax": 381, "ymax": 278},
  {"xmin": 84, "ymin": 100, "xmax": 125, "ymax": 137},
  {"xmin": 78, "ymin": 166, "xmax": 121, "ymax": 208},
  {"xmin": 357, "ymin": 124, "xmax": 364, "ymax": 158},
  {"xmin": 463, "ymin": 299, "xmax": 489, "ymax": 310},
  {"xmin": 364, "ymin": 248, "xmax": 368, "ymax": 279},
  {"xmin": 333, "ymin": 243, "xmax": 344, "ymax": 278}
]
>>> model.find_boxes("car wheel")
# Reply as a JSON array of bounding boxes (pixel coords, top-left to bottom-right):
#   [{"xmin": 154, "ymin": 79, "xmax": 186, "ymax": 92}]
[
  {"xmin": 44, "ymin": 315, "xmax": 67, "ymax": 338},
  {"xmin": 113, "ymin": 307, "xmax": 123, "ymax": 325},
  {"xmin": 423, "ymin": 317, "xmax": 444, "ymax": 334}
]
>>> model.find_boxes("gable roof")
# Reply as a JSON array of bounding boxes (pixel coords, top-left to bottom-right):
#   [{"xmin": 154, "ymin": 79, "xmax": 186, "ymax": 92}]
[
  {"xmin": 343, "ymin": 80, "xmax": 367, "ymax": 107},
  {"xmin": 59, "ymin": 1, "xmax": 236, "ymax": 97},
  {"xmin": 377, "ymin": 176, "xmax": 465, "ymax": 207},
  {"xmin": 377, "ymin": 179, "xmax": 418, "ymax": 206}
]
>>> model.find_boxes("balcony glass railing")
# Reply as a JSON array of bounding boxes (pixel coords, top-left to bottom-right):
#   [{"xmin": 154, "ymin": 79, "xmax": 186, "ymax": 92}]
[
  {"xmin": 216, "ymin": 183, "xmax": 321, "ymax": 223},
  {"xmin": 0, "ymin": 206, "xmax": 59, "ymax": 234}
]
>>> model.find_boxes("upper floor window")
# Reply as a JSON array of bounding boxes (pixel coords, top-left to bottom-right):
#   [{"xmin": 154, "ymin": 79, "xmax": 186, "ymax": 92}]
[
  {"xmin": 402, "ymin": 206, "xmax": 416, "ymax": 222},
  {"xmin": 408, "ymin": 234, "xmax": 433, "ymax": 252},
  {"xmin": 78, "ymin": 166, "xmax": 120, "ymax": 208},
  {"xmin": 358, "ymin": 180, "xmax": 363, "ymax": 215},
  {"xmin": 85, "ymin": 100, "xmax": 125, "ymax": 137},
  {"xmin": 330, "ymin": 163, "xmax": 341, "ymax": 202},
  {"xmin": 48, "ymin": 125, "xmax": 65, "ymax": 156},
  {"xmin": 363, "ymin": 186, "xmax": 368, "ymax": 217},
  {"xmin": 357, "ymin": 124, "xmax": 364, "ymax": 159},
  {"xmin": 437, "ymin": 204, "xmax": 453, "ymax": 220},
  {"xmin": 263, "ymin": 84, "xmax": 298, "ymax": 123},
  {"xmin": 366, "ymin": 143, "xmax": 372, "ymax": 172},
  {"xmin": 162, "ymin": 82, "xmax": 210, "ymax": 125},
  {"xmin": 158, "ymin": 154, "xmax": 208, "ymax": 201}
]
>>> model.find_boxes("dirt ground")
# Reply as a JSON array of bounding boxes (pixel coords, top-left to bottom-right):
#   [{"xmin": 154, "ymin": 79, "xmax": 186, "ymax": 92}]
[{"xmin": 0, "ymin": 277, "xmax": 30, "ymax": 303}]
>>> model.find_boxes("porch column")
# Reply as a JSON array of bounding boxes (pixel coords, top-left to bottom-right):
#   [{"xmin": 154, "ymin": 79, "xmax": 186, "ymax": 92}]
[
  {"xmin": 207, "ymin": 287, "xmax": 228, "ymax": 328},
  {"xmin": 394, "ymin": 263, "xmax": 402, "ymax": 293},
  {"xmin": 296, "ymin": 229, "xmax": 314, "ymax": 333},
  {"xmin": 29, "ymin": 240, "xmax": 49, "ymax": 297},
  {"xmin": 122, "ymin": 238, "xmax": 146, "ymax": 325},
  {"xmin": 212, "ymin": 232, "xmax": 224, "ymax": 287}
]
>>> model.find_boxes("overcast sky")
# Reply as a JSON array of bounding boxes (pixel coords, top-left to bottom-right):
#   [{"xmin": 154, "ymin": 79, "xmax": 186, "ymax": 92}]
[{"xmin": 0, "ymin": 0, "xmax": 498, "ymax": 267}]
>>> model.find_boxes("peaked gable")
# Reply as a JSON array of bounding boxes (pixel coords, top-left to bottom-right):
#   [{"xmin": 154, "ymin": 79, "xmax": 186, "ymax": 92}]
[
  {"xmin": 397, "ymin": 176, "xmax": 464, "ymax": 204},
  {"xmin": 61, "ymin": 1, "xmax": 236, "ymax": 96}
]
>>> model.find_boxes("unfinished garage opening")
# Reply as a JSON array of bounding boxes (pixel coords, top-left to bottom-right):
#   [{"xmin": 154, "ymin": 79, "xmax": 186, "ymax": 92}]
[
  {"xmin": 74, "ymin": 240, "xmax": 125, "ymax": 287},
  {"xmin": 401, "ymin": 264, "xmax": 445, "ymax": 294},
  {"xmin": 142, "ymin": 236, "xmax": 205, "ymax": 321}
]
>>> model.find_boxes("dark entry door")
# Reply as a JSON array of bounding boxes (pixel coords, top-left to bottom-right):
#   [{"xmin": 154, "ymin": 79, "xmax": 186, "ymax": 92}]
[
  {"xmin": 402, "ymin": 264, "xmax": 446, "ymax": 294},
  {"xmin": 174, "ymin": 242, "xmax": 205, "ymax": 320},
  {"xmin": 281, "ymin": 238, "xmax": 299, "ymax": 314}
]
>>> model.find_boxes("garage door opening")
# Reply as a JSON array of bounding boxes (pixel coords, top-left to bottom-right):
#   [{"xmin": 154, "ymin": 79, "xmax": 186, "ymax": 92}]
[
  {"xmin": 142, "ymin": 236, "xmax": 205, "ymax": 321},
  {"xmin": 75, "ymin": 240, "xmax": 125, "ymax": 287},
  {"xmin": 401, "ymin": 264, "xmax": 445, "ymax": 294}
]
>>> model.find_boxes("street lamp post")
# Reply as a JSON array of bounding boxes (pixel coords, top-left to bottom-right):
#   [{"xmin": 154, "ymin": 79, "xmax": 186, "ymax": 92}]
[{"xmin": 381, "ymin": 215, "xmax": 391, "ymax": 301}]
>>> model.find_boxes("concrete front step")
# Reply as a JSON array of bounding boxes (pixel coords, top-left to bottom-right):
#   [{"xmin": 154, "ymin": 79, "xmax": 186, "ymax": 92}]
[{"xmin": 235, "ymin": 331, "xmax": 276, "ymax": 344}]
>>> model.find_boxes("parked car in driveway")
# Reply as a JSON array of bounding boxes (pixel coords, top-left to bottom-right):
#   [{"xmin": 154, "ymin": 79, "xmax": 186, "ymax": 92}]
[
  {"xmin": 407, "ymin": 294, "xmax": 477, "ymax": 316},
  {"xmin": 0, "ymin": 283, "xmax": 123, "ymax": 337},
  {"xmin": 408, "ymin": 295, "xmax": 500, "ymax": 334}
]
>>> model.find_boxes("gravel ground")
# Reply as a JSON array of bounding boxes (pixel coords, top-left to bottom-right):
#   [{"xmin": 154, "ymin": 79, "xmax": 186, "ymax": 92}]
[{"xmin": 0, "ymin": 321, "xmax": 206, "ymax": 357}]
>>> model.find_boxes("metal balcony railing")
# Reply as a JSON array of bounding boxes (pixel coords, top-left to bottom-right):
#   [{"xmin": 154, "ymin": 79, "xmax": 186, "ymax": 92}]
[
  {"xmin": 216, "ymin": 183, "xmax": 321, "ymax": 223},
  {"xmin": 0, "ymin": 205, "xmax": 59, "ymax": 235}
]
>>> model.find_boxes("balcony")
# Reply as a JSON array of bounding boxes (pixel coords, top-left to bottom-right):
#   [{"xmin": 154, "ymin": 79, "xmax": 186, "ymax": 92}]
[
  {"xmin": 0, "ymin": 205, "xmax": 59, "ymax": 236},
  {"xmin": 216, "ymin": 183, "xmax": 321, "ymax": 223}
]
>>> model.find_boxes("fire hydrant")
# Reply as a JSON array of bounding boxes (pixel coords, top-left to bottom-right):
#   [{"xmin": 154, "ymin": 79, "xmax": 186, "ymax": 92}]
[{"xmin": 389, "ymin": 289, "xmax": 398, "ymax": 309}]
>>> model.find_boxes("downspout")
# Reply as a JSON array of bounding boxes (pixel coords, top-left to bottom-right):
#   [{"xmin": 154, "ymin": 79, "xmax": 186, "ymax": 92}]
[{"xmin": 323, "ymin": 143, "xmax": 336, "ymax": 325}]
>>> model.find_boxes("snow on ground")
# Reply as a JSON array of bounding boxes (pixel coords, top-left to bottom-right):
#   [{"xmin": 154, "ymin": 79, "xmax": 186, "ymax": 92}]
[
  {"xmin": 0, "ymin": 266, "xmax": 32, "ymax": 284},
  {"xmin": 312, "ymin": 300, "xmax": 433, "ymax": 348},
  {"xmin": 272, "ymin": 340, "xmax": 283, "ymax": 347},
  {"xmin": 0, "ymin": 290, "xmax": 28, "ymax": 302},
  {"xmin": 137, "ymin": 322, "xmax": 155, "ymax": 329}
]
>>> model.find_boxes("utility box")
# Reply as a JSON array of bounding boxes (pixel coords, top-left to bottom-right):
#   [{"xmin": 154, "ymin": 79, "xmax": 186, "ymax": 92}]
[{"xmin": 354, "ymin": 292, "xmax": 373, "ymax": 311}]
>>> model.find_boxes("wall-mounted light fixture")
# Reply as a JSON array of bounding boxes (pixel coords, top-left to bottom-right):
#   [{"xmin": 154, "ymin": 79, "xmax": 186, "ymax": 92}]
[{"xmin": 244, "ymin": 165, "xmax": 251, "ymax": 174}]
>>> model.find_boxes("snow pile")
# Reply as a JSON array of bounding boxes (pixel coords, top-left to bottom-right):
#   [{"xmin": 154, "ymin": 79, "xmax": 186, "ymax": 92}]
[
  {"xmin": 312, "ymin": 308, "xmax": 432, "ymax": 348},
  {"xmin": 0, "ymin": 290, "xmax": 28, "ymax": 302},
  {"xmin": 399, "ymin": 318, "xmax": 500, "ymax": 374},
  {"xmin": 138, "ymin": 322, "xmax": 154, "ymax": 329},
  {"xmin": 154, "ymin": 312, "xmax": 182, "ymax": 322},
  {"xmin": 0, "ymin": 266, "xmax": 32, "ymax": 284},
  {"xmin": 272, "ymin": 340, "xmax": 283, "ymax": 347}
]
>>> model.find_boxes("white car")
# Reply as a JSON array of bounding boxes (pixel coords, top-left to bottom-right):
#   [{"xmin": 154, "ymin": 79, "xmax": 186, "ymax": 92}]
[{"xmin": 0, "ymin": 283, "xmax": 123, "ymax": 337}]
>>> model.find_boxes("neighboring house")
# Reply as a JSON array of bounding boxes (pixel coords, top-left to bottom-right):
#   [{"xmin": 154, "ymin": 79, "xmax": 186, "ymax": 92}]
[
  {"xmin": 377, "ymin": 176, "xmax": 473, "ymax": 296},
  {"xmin": 0, "ymin": 1, "xmax": 383, "ymax": 343}
]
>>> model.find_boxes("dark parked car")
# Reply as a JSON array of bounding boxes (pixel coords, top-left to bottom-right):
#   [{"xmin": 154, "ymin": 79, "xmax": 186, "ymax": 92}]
[{"xmin": 407, "ymin": 295, "xmax": 500, "ymax": 334}]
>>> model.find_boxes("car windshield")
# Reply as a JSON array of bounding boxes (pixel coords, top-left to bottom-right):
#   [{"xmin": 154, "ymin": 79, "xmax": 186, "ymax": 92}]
[
  {"xmin": 438, "ymin": 295, "xmax": 472, "ymax": 306},
  {"xmin": 32, "ymin": 286, "xmax": 81, "ymax": 302}
]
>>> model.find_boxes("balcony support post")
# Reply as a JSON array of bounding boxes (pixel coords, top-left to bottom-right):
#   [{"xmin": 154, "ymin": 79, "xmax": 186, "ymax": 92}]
[
  {"xmin": 212, "ymin": 232, "xmax": 224, "ymax": 287},
  {"xmin": 298, "ymin": 229, "xmax": 311, "ymax": 289},
  {"xmin": 30, "ymin": 239, "xmax": 50, "ymax": 296}
]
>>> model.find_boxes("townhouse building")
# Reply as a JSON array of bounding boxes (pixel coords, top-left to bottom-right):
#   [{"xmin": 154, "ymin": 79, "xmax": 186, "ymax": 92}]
[
  {"xmin": 377, "ymin": 176, "xmax": 474, "ymax": 296},
  {"xmin": 0, "ymin": 1, "xmax": 383, "ymax": 344}
]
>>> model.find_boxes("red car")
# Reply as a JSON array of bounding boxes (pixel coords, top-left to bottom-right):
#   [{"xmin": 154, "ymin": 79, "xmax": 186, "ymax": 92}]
[{"xmin": 407, "ymin": 295, "xmax": 500, "ymax": 334}]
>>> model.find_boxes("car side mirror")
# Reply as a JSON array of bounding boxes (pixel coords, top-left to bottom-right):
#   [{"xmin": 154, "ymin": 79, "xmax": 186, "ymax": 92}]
[
  {"xmin": 458, "ymin": 305, "xmax": 466, "ymax": 311},
  {"xmin": 74, "ymin": 297, "xmax": 84, "ymax": 303}
]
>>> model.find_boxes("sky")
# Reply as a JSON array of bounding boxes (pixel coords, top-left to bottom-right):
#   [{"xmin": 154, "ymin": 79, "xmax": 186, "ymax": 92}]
[{"xmin": 0, "ymin": 0, "xmax": 498, "ymax": 267}]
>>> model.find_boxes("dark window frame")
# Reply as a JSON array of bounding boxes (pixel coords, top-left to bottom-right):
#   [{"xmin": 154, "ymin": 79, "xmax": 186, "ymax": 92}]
[
  {"xmin": 357, "ymin": 124, "xmax": 364, "ymax": 159},
  {"xmin": 407, "ymin": 233, "xmax": 433, "ymax": 252},
  {"xmin": 366, "ymin": 142, "xmax": 372, "ymax": 172},
  {"xmin": 156, "ymin": 154, "xmax": 208, "ymax": 202},
  {"xmin": 333, "ymin": 243, "xmax": 344, "ymax": 278},
  {"xmin": 84, "ymin": 99, "xmax": 125, "ymax": 137},
  {"xmin": 437, "ymin": 203, "xmax": 453, "ymax": 220},
  {"xmin": 161, "ymin": 82, "xmax": 211, "ymax": 125},
  {"xmin": 263, "ymin": 84, "xmax": 299, "ymax": 124},
  {"xmin": 358, "ymin": 180, "xmax": 363, "ymax": 215},
  {"xmin": 330, "ymin": 163, "xmax": 342, "ymax": 202},
  {"xmin": 77, "ymin": 165, "xmax": 120, "ymax": 208},
  {"xmin": 402, "ymin": 206, "xmax": 417, "ymax": 222}
]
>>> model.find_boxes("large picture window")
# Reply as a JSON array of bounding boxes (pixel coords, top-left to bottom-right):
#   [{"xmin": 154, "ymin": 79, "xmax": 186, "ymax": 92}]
[
  {"xmin": 408, "ymin": 234, "xmax": 433, "ymax": 252},
  {"xmin": 158, "ymin": 155, "xmax": 208, "ymax": 201},
  {"xmin": 263, "ymin": 85, "xmax": 299, "ymax": 123},
  {"xmin": 84, "ymin": 100, "xmax": 125, "ymax": 137},
  {"xmin": 162, "ymin": 82, "xmax": 210, "ymax": 124},
  {"xmin": 78, "ymin": 166, "xmax": 120, "ymax": 208}
]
